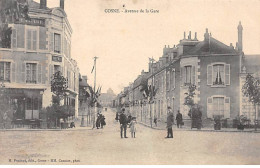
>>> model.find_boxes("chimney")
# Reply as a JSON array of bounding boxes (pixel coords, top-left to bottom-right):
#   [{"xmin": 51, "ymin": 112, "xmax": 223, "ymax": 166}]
[
  {"xmin": 40, "ymin": 0, "xmax": 47, "ymax": 9},
  {"xmin": 168, "ymin": 45, "xmax": 170, "ymax": 48},
  {"xmin": 204, "ymin": 28, "xmax": 209, "ymax": 41},
  {"xmin": 60, "ymin": 0, "xmax": 65, "ymax": 10},
  {"xmin": 237, "ymin": 21, "xmax": 243, "ymax": 52},
  {"xmin": 184, "ymin": 32, "xmax": 186, "ymax": 39},
  {"xmin": 194, "ymin": 32, "xmax": 197, "ymax": 40},
  {"xmin": 188, "ymin": 31, "xmax": 191, "ymax": 39},
  {"xmin": 230, "ymin": 43, "xmax": 234, "ymax": 49}
]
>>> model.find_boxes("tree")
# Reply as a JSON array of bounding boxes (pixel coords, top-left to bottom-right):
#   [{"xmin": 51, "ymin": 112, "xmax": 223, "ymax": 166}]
[
  {"xmin": 184, "ymin": 84, "xmax": 196, "ymax": 111},
  {"xmin": 242, "ymin": 74, "xmax": 260, "ymax": 131},
  {"xmin": 184, "ymin": 84, "xmax": 202, "ymax": 129}
]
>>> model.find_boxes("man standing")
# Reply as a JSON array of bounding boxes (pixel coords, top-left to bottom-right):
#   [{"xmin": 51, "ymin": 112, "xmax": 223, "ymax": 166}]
[
  {"xmin": 166, "ymin": 107, "xmax": 174, "ymax": 138},
  {"xmin": 119, "ymin": 108, "xmax": 128, "ymax": 138},
  {"xmin": 176, "ymin": 110, "xmax": 183, "ymax": 128}
]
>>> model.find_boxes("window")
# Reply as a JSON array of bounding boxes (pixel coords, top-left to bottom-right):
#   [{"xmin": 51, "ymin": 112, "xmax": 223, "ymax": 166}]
[
  {"xmin": 213, "ymin": 64, "xmax": 224, "ymax": 85},
  {"xmin": 207, "ymin": 96, "xmax": 230, "ymax": 119},
  {"xmin": 54, "ymin": 33, "xmax": 61, "ymax": 53},
  {"xmin": 171, "ymin": 70, "xmax": 175, "ymax": 89},
  {"xmin": 207, "ymin": 63, "xmax": 230, "ymax": 86},
  {"xmin": 213, "ymin": 97, "xmax": 225, "ymax": 118},
  {"xmin": 181, "ymin": 65, "xmax": 195, "ymax": 86},
  {"xmin": 27, "ymin": 29, "xmax": 37, "ymax": 50},
  {"xmin": 26, "ymin": 63, "xmax": 37, "ymax": 83},
  {"xmin": 166, "ymin": 72, "xmax": 170, "ymax": 90},
  {"xmin": 54, "ymin": 65, "xmax": 61, "ymax": 74},
  {"xmin": 185, "ymin": 66, "xmax": 192, "ymax": 85},
  {"xmin": 0, "ymin": 62, "xmax": 11, "ymax": 82}
]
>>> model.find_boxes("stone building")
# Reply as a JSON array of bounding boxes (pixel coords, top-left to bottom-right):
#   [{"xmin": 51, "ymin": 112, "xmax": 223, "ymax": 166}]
[
  {"xmin": 0, "ymin": 0, "xmax": 79, "ymax": 121},
  {"xmin": 116, "ymin": 22, "xmax": 259, "ymax": 127}
]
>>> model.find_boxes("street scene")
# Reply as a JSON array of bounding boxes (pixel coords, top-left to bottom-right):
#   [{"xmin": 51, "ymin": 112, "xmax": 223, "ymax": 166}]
[
  {"xmin": 1, "ymin": 108, "xmax": 260, "ymax": 165},
  {"xmin": 1, "ymin": 0, "xmax": 260, "ymax": 165}
]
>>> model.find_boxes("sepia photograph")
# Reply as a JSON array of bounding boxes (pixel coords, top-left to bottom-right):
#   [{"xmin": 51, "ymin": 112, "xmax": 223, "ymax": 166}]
[{"xmin": 0, "ymin": 0, "xmax": 260, "ymax": 165}]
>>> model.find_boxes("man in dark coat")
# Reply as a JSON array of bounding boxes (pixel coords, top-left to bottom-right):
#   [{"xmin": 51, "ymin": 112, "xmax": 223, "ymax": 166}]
[
  {"xmin": 119, "ymin": 108, "xmax": 128, "ymax": 138},
  {"xmin": 176, "ymin": 110, "xmax": 183, "ymax": 128},
  {"xmin": 166, "ymin": 107, "xmax": 174, "ymax": 138}
]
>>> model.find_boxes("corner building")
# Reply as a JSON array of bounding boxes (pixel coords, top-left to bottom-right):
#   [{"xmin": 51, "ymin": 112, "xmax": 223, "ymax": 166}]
[{"xmin": 0, "ymin": 0, "xmax": 79, "ymax": 120}]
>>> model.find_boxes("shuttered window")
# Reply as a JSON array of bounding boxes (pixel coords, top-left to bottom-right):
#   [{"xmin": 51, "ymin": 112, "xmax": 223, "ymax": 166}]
[
  {"xmin": 207, "ymin": 63, "xmax": 230, "ymax": 86},
  {"xmin": 26, "ymin": 63, "xmax": 37, "ymax": 83},
  {"xmin": 207, "ymin": 96, "xmax": 230, "ymax": 119},
  {"xmin": 27, "ymin": 29, "xmax": 37, "ymax": 51},
  {"xmin": 0, "ymin": 62, "xmax": 11, "ymax": 82}
]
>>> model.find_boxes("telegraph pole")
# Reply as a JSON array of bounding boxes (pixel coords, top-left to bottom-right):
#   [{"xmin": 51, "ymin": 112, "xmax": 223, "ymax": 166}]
[{"xmin": 92, "ymin": 56, "xmax": 98, "ymax": 129}]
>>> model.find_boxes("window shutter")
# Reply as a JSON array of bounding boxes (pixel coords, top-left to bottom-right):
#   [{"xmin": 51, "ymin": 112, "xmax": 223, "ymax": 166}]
[
  {"xmin": 32, "ymin": 30, "xmax": 37, "ymax": 50},
  {"xmin": 225, "ymin": 64, "xmax": 230, "ymax": 85},
  {"xmin": 49, "ymin": 64, "xmax": 53, "ymax": 84},
  {"xmin": 17, "ymin": 25, "xmax": 25, "ymax": 48},
  {"xmin": 181, "ymin": 67, "xmax": 185, "ymax": 86},
  {"xmin": 11, "ymin": 62, "xmax": 16, "ymax": 83},
  {"xmin": 207, "ymin": 97, "xmax": 213, "ymax": 118},
  {"xmin": 38, "ymin": 64, "xmax": 42, "ymax": 84},
  {"xmin": 12, "ymin": 29, "xmax": 17, "ymax": 48},
  {"xmin": 224, "ymin": 97, "xmax": 230, "ymax": 118},
  {"xmin": 21, "ymin": 62, "xmax": 26, "ymax": 83},
  {"xmin": 192, "ymin": 66, "xmax": 196, "ymax": 84},
  {"xmin": 27, "ymin": 30, "xmax": 32, "ymax": 50},
  {"xmin": 50, "ymin": 33, "xmax": 53, "ymax": 51},
  {"xmin": 207, "ymin": 65, "xmax": 213, "ymax": 85}
]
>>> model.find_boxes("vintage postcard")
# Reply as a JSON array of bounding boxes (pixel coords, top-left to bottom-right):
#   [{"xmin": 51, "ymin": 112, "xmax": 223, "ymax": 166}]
[{"xmin": 0, "ymin": 0, "xmax": 260, "ymax": 165}]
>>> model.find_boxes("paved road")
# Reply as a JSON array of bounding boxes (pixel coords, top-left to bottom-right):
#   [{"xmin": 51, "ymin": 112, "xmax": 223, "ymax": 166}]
[{"xmin": 1, "ymin": 108, "xmax": 260, "ymax": 165}]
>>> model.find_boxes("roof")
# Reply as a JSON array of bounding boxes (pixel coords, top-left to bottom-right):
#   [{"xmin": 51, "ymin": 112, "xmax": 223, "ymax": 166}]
[
  {"xmin": 243, "ymin": 55, "xmax": 260, "ymax": 74},
  {"xmin": 184, "ymin": 37, "xmax": 238, "ymax": 55},
  {"xmin": 79, "ymin": 78, "xmax": 88, "ymax": 87}
]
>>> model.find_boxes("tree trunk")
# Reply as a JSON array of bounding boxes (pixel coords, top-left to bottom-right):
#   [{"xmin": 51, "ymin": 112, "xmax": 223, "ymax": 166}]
[{"xmin": 255, "ymin": 105, "xmax": 257, "ymax": 131}]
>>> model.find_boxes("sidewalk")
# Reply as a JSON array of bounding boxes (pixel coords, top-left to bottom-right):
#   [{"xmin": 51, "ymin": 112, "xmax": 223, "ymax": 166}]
[{"xmin": 138, "ymin": 121, "xmax": 260, "ymax": 133}]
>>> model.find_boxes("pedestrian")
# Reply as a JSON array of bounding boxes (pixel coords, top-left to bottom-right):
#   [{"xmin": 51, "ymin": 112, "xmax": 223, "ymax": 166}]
[
  {"xmin": 166, "ymin": 107, "xmax": 174, "ymax": 138},
  {"xmin": 119, "ymin": 108, "xmax": 128, "ymax": 138},
  {"xmin": 115, "ymin": 112, "xmax": 119, "ymax": 122},
  {"xmin": 176, "ymin": 110, "xmax": 183, "ymax": 128},
  {"xmin": 154, "ymin": 115, "xmax": 158, "ymax": 127},
  {"xmin": 96, "ymin": 113, "xmax": 101, "ymax": 129},
  {"xmin": 100, "ymin": 115, "xmax": 106, "ymax": 128},
  {"xmin": 129, "ymin": 117, "xmax": 137, "ymax": 138}
]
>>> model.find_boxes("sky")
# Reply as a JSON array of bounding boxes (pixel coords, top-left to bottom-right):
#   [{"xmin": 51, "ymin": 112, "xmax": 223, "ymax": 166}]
[{"xmin": 35, "ymin": 0, "xmax": 260, "ymax": 94}]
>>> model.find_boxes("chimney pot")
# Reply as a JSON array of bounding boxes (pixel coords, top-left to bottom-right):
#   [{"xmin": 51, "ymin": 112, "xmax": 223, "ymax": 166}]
[
  {"xmin": 40, "ymin": 0, "xmax": 47, "ymax": 9},
  {"xmin": 188, "ymin": 31, "xmax": 191, "ymax": 39},
  {"xmin": 60, "ymin": 0, "xmax": 65, "ymax": 10},
  {"xmin": 194, "ymin": 32, "xmax": 197, "ymax": 40},
  {"xmin": 168, "ymin": 45, "xmax": 170, "ymax": 48},
  {"xmin": 184, "ymin": 32, "xmax": 186, "ymax": 39}
]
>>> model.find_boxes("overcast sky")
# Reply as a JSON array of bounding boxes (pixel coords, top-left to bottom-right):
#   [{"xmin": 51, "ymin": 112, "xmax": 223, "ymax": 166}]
[{"xmin": 35, "ymin": 0, "xmax": 260, "ymax": 94}]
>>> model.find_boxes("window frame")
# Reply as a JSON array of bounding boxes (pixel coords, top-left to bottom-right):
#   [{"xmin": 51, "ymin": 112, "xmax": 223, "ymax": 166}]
[
  {"xmin": 54, "ymin": 33, "xmax": 61, "ymax": 54},
  {"xmin": 26, "ymin": 28, "xmax": 38, "ymax": 51},
  {"xmin": 0, "ymin": 62, "xmax": 11, "ymax": 82},
  {"xmin": 207, "ymin": 62, "xmax": 230, "ymax": 87},
  {"xmin": 26, "ymin": 63, "xmax": 37, "ymax": 84}
]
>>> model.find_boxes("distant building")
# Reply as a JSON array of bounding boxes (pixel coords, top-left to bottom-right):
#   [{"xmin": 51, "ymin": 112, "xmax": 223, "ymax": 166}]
[{"xmin": 99, "ymin": 88, "xmax": 116, "ymax": 107}]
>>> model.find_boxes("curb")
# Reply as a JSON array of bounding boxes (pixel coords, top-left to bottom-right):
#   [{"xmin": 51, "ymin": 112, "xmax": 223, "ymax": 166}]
[{"xmin": 138, "ymin": 122, "xmax": 260, "ymax": 133}]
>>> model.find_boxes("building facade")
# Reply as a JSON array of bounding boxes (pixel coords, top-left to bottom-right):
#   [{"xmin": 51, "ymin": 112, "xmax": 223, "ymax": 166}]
[
  {"xmin": 0, "ymin": 0, "xmax": 79, "ymax": 121},
  {"xmin": 115, "ymin": 22, "xmax": 260, "ymax": 127}
]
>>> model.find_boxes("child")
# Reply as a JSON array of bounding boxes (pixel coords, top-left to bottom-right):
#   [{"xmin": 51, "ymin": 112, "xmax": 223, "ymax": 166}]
[{"xmin": 129, "ymin": 117, "xmax": 137, "ymax": 138}]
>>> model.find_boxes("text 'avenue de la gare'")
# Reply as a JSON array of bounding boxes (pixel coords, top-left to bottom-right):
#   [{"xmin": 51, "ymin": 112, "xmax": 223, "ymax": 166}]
[{"xmin": 104, "ymin": 9, "xmax": 160, "ymax": 13}]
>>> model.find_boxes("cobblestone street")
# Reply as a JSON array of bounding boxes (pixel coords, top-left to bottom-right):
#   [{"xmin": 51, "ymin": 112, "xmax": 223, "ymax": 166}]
[{"xmin": 0, "ymin": 108, "xmax": 260, "ymax": 165}]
